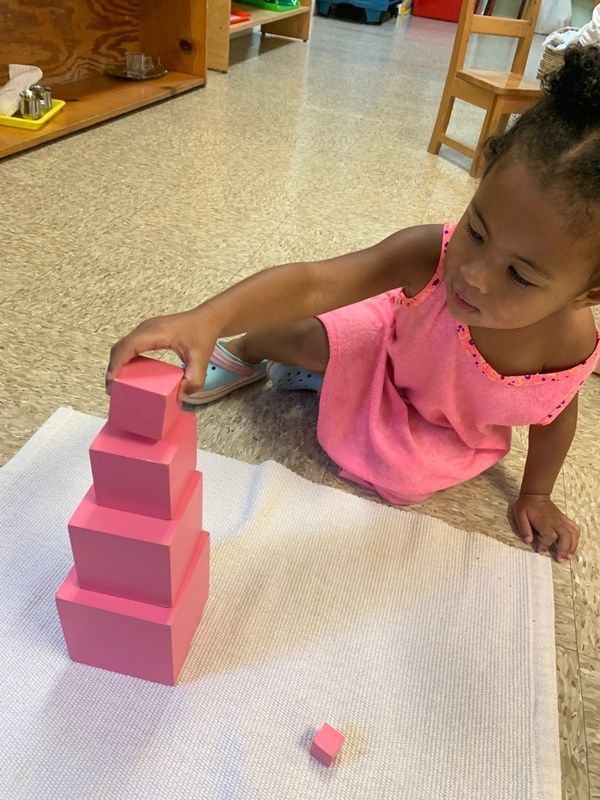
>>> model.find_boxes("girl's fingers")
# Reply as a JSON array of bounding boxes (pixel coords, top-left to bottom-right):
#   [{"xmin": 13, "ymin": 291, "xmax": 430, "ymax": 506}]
[
  {"xmin": 107, "ymin": 335, "xmax": 154, "ymax": 388},
  {"xmin": 536, "ymin": 526, "xmax": 558, "ymax": 554},
  {"xmin": 177, "ymin": 354, "xmax": 207, "ymax": 401},
  {"xmin": 106, "ymin": 340, "xmax": 131, "ymax": 387},
  {"xmin": 555, "ymin": 525, "xmax": 574, "ymax": 563},
  {"xmin": 540, "ymin": 521, "xmax": 579, "ymax": 563},
  {"xmin": 549, "ymin": 515, "xmax": 579, "ymax": 562},
  {"xmin": 179, "ymin": 377, "xmax": 199, "ymax": 401},
  {"xmin": 513, "ymin": 506, "xmax": 533, "ymax": 545},
  {"xmin": 106, "ymin": 318, "xmax": 172, "ymax": 389},
  {"xmin": 512, "ymin": 502, "xmax": 580, "ymax": 562},
  {"xmin": 561, "ymin": 520, "xmax": 580, "ymax": 559}
]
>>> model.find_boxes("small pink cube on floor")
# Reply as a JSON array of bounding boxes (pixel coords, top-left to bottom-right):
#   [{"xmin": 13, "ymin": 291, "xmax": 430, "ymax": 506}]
[
  {"xmin": 109, "ymin": 355, "xmax": 183, "ymax": 441},
  {"xmin": 310, "ymin": 723, "xmax": 345, "ymax": 767}
]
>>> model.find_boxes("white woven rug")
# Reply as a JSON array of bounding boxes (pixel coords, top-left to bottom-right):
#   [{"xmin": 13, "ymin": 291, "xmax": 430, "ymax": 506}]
[{"xmin": 0, "ymin": 408, "xmax": 560, "ymax": 799}]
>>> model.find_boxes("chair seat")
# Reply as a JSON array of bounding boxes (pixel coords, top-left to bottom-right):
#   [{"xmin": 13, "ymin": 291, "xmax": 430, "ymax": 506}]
[{"xmin": 458, "ymin": 68, "xmax": 542, "ymax": 96}]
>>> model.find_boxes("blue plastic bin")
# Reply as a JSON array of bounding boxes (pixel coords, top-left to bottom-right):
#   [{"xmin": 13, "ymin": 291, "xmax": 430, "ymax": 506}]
[{"xmin": 318, "ymin": 0, "xmax": 399, "ymax": 24}]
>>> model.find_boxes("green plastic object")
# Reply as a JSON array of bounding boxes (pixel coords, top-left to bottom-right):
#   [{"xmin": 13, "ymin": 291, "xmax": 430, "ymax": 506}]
[{"xmin": 239, "ymin": 0, "xmax": 301, "ymax": 11}]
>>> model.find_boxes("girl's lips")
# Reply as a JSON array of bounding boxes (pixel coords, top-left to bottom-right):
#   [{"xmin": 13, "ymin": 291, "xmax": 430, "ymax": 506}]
[{"xmin": 453, "ymin": 288, "xmax": 479, "ymax": 313}]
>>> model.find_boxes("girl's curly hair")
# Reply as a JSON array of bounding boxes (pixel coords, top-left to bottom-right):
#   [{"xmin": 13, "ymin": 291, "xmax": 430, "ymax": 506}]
[{"xmin": 484, "ymin": 44, "xmax": 600, "ymax": 209}]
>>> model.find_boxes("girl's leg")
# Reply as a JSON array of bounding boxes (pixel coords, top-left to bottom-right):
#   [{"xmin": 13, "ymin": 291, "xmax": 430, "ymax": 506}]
[
  {"xmin": 184, "ymin": 318, "xmax": 328, "ymax": 404},
  {"xmin": 227, "ymin": 318, "xmax": 329, "ymax": 373}
]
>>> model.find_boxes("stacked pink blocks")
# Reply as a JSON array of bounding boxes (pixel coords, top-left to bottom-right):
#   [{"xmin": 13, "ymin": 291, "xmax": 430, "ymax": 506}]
[{"xmin": 56, "ymin": 356, "xmax": 210, "ymax": 685}]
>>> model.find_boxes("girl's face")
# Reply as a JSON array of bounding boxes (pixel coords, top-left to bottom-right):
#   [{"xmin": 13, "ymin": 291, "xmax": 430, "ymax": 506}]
[{"xmin": 444, "ymin": 160, "xmax": 598, "ymax": 330}]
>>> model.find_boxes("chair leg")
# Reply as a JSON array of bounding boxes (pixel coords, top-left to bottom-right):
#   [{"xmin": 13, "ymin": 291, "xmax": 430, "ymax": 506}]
[
  {"xmin": 428, "ymin": 93, "xmax": 456, "ymax": 155},
  {"xmin": 497, "ymin": 113, "xmax": 511, "ymax": 135},
  {"xmin": 471, "ymin": 98, "xmax": 505, "ymax": 177}
]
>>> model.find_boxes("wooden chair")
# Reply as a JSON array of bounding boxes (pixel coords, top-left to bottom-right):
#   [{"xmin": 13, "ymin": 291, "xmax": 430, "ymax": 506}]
[
  {"xmin": 477, "ymin": 0, "xmax": 527, "ymax": 15},
  {"xmin": 428, "ymin": 0, "xmax": 542, "ymax": 177}
]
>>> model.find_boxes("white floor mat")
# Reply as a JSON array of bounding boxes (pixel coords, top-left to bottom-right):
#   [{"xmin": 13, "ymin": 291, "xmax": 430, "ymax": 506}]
[{"xmin": 0, "ymin": 408, "xmax": 560, "ymax": 799}]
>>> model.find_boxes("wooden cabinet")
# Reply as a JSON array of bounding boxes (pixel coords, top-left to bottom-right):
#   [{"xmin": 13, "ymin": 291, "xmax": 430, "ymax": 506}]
[
  {"xmin": 208, "ymin": 0, "xmax": 313, "ymax": 72},
  {"xmin": 0, "ymin": 0, "xmax": 207, "ymax": 158}
]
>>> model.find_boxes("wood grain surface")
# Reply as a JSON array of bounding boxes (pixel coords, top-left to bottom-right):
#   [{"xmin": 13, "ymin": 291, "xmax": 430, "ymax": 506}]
[
  {"xmin": 0, "ymin": 0, "xmax": 140, "ymax": 84},
  {"xmin": 0, "ymin": 72, "xmax": 204, "ymax": 158}
]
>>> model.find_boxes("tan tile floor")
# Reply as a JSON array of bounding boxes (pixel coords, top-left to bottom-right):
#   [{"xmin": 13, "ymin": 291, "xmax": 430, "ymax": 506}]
[{"xmin": 1, "ymin": 13, "xmax": 598, "ymax": 798}]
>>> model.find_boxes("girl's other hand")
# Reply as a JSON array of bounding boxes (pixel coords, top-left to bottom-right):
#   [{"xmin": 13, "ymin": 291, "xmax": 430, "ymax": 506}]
[
  {"xmin": 106, "ymin": 308, "xmax": 218, "ymax": 401},
  {"xmin": 510, "ymin": 493, "xmax": 580, "ymax": 563}
]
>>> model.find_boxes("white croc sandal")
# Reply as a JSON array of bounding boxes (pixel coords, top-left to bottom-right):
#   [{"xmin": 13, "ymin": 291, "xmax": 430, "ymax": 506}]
[{"xmin": 266, "ymin": 361, "xmax": 324, "ymax": 392}]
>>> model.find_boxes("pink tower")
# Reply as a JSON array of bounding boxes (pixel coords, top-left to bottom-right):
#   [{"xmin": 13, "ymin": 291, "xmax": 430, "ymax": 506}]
[{"xmin": 56, "ymin": 356, "xmax": 210, "ymax": 684}]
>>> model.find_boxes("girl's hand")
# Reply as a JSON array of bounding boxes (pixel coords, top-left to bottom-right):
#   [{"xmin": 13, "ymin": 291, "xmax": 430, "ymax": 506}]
[
  {"xmin": 510, "ymin": 493, "xmax": 580, "ymax": 564},
  {"xmin": 106, "ymin": 308, "xmax": 219, "ymax": 400}
]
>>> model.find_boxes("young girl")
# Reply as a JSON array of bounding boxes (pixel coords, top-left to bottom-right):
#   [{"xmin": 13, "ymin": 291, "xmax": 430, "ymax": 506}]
[{"xmin": 107, "ymin": 45, "xmax": 600, "ymax": 564}]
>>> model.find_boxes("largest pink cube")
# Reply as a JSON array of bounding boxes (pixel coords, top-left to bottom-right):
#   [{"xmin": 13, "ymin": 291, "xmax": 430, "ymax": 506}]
[
  {"xmin": 68, "ymin": 471, "xmax": 202, "ymax": 606},
  {"xmin": 109, "ymin": 356, "xmax": 183, "ymax": 441},
  {"xmin": 56, "ymin": 531, "xmax": 210, "ymax": 685},
  {"xmin": 90, "ymin": 411, "xmax": 196, "ymax": 520}
]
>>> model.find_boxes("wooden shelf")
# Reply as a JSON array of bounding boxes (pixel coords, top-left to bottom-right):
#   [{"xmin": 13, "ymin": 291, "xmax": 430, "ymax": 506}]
[
  {"xmin": 0, "ymin": 72, "xmax": 204, "ymax": 159},
  {"xmin": 0, "ymin": 0, "xmax": 207, "ymax": 159},
  {"xmin": 208, "ymin": 0, "xmax": 314, "ymax": 72},
  {"xmin": 230, "ymin": 3, "xmax": 311, "ymax": 34}
]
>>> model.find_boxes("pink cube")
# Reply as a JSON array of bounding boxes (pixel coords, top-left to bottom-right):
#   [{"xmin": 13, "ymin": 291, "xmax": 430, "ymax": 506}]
[
  {"xmin": 69, "ymin": 471, "xmax": 202, "ymax": 607},
  {"xmin": 310, "ymin": 724, "xmax": 345, "ymax": 767},
  {"xmin": 56, "ymin": 531, "xmax": 210, "ymax": 685},
  {"xmin": 109, "ymin": 356, "xmax": 183, "ymax": 441},
  {"xmin": 90, "ymin": 411, "xmax": 196, "ymax": 520}
]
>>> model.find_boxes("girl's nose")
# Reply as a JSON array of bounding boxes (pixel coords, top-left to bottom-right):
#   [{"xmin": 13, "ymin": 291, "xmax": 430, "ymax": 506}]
[{"xmin": 460, "ymin": 260, "xmax": 490, "ymax": 294}]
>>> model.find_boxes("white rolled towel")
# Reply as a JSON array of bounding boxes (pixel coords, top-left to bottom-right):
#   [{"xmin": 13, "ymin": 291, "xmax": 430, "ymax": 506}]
[
  {"xmin": 578, "ymin": 6, "xmax": 600, "ymax": 46},
  {"xmin": 541, "ymin": 26, "xmax": 582, "ymax": 53},
  {"xmin": 0, "ymin": 64, "xmax": 43, "ymax": 117}
]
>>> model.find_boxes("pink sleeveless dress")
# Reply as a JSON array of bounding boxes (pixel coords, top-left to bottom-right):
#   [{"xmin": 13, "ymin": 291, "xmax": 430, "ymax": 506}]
[{"xmin": 317, "ymin": 223, "xmax": 600, "ymax": 504}]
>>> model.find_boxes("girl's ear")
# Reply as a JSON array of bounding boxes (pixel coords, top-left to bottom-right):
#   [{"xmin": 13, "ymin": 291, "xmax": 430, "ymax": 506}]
[{"xmin": 573, "ymin": 285, "xmax": 600, "ymax": 309}]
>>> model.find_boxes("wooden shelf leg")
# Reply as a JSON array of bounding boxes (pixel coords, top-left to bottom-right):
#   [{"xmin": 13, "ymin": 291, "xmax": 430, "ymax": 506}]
[
  {"xmin": 207, "ymin": 0, "xmax": 231, "ymax": 72},
  {"xmin": 261, "ymin": 11, "xmax": 312, "ymax": 41}
]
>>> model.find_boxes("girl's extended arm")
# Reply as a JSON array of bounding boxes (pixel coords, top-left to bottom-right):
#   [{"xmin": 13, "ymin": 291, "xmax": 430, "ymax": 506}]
[
  {"xmin": 107, "ymin": 224, "xmax": 442, "ymax": 394},
  {"xmin": 208, "ymin": 224, "xmax": 442, "ymax": 340},
  {"xmin": 512, "ymin": 395, "xmax": 580, "ymax": 563}
]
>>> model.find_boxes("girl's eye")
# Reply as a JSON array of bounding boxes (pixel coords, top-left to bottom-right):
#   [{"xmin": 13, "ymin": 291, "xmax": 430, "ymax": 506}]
[
  {"xmin": 509, "ymin": 265, "xmax": 534, "ymax": 287},
  {"xmin": 465, "ymin": 222, "xmax": 484, "ymax": 244}
]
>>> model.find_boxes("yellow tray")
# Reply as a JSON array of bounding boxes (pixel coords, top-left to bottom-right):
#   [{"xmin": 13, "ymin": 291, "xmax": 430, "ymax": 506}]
[{"xmin": 0, "ymin": 99, "xmax": 65, "ymax": 130}]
